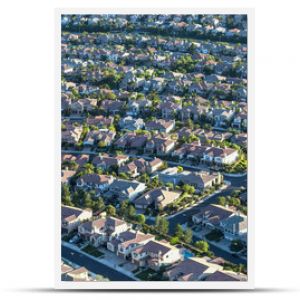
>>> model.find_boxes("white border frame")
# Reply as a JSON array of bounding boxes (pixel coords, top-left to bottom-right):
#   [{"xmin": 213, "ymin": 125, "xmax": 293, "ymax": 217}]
[{"xmin": 55, "ymin": 7, "xmax": 254, "ymax": 290}]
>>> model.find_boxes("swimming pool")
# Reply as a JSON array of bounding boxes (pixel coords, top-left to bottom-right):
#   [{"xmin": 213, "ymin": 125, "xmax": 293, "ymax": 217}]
[{"xmin": 182, "ymin": 249, "xmax": 194, "ymax": 259}]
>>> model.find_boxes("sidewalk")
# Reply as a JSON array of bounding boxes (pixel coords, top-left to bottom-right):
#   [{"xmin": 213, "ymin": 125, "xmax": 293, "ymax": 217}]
[{"xmin": 62, "ymin": 241, "xmax": 139, "ymax": 281}]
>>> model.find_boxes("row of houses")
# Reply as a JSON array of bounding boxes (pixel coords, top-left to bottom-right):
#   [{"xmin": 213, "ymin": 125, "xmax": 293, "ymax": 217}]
[
  {"xmin": 173, "ymin": 141, "xmax": 239, "ymax": 165},
  {"xmin": 61, "ymin": 205, "xmax": 246, "ymax": 281},
  {"xmin": 158, "ymin": 168, "xmax": 223, "ymax": 191},
  {"xmin": 63, "ymin": 97, "xmax": 247, "ymax": 131}
]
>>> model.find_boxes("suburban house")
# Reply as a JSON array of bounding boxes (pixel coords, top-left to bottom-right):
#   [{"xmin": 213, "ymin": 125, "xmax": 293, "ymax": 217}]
[
  {"xmin": 127, "ymin": 99, "xmax": 151, "ymax": 116},
  {"xmin": 70, "ymin": 98, "xmax": 97, "ymax": 114},
  {"xmin": 118, "ymin": 158, "xmax": 149, "ymax": 177},
  {"xmin": 231, "ymin": 133, "xmax": 247, "ymax": 147},
  {"xmin": 83, "ymin": 129, "xmax": 116, "ymax": 146},
  {"xmin": 147, "ymin": 157, "xmax": 164, "ymax": 173},
  {"xmin": 159, "ymin": 101, "xmax": 182, "ymax": 119},
  {"xmin": 86, "ymin": 115, "xmax": 114, "ymax": 128},
  {"xmin": 159, "ymin": 168, "xmax": 222, "ymax": 191},
  {"xmin": 145, "ymin": 119, "xmax": 175, "ymax": 133},
  {"xmin": 78, "ymin": 218, "xmax": 107, "ymax": 246},
  {"xmin": 61, "ymin": 205, "xmax": 93, "ymax": 233},
  {"xmin": 192, "ymin": 204, "xmax": 233, "ymax": 227},
  {"xmin": 61, "ymin": 126, "xmax": 83, "ymax": 145},
  {"xmin": 107, "ymin": 231, "xmax": 155, "ymax": 259},
  {"xmin": 101, "ymin": 100, "xmax": 125, "ymax": 115},
  {"xmin": 76, "ymin": 174, "xmax": 114, "ymax": 192},
  {"xmin": 61, "ymin": 262, "xmax": 74, "ymax": 281},
  {"xmin": 173, "ymin": 143, "xmax": 207, "ymax": 161},
  {"xmin": 205, "ymin": 270, "xmax": 247, "ymax": 281},
  {"xmin": 133, "ymin": 188, "xmax": 181, "ymax": 210},
  {"xmin": 119, "ymin": 157, "xmax": 163, "ymax": 177},
  {"xmin": 180, "ymin": 104, "xmax": 209, "ymax": 121},
  {"xmin": 61, "ymin": 170, "xmax": 76, "ymax": 184},
  {"xmin": 63, "ymin": 266, "xmax": 89, "ymax": 281},
  {"xmin": 203, "ymin": 147, "xmax": 239, "ymax": 165},
  {"xmin": 178, "ymin": 171, "xmax": 223, "ymax": 190},
  {"xmin": 131, "ymin": 240, "xmax": 182, "ymax": 270},
  {"xmin": 105, "ymin": 216, "xmax": 130, "ymax": 237},
  {"xmin": 220, "ymin": 214, "xmax": 247, "ymax": 241},
  {"xmin": 145, "ymin": 136, "xmax": 175, "ymax": 156},
  {"xmin": 164, "ymin": 257, "xmax": 222, "ymax": 281},
  {"xmin": 192, "ymin": 204, "xmax": 247, "ymax": 241},
  {"xmin": 232, "ymin": 112, "xmax": 247, "ymax": 129},
  {"xmin": 118, "ymin": 161, "xmax": 139, "ymax": 178},
  {"xmin": 209, "ymin": 108, "xmax": 235, "ymax": 128},
  {"xmin": 118, "ymin": 116, "xmax": 145, "ymax": 131},
  {"xmin": 105, "ymin": 179, "xmax": 147, "ymax": 201},
  {"xmin": 114, "ymin": 132, "xmax": 149, "ymax": 150},
  {"xmin": 92, "ymin": 154, "xmax": 129, "ymax": 170},
  {"xmin": 75, "ymin": 154, "xmax": 90, "ymax": 169}
]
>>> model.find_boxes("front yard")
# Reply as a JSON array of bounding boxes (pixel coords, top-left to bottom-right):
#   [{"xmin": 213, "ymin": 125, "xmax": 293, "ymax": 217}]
[
  {"xmin": 82, "ymin": 245, "xmax": 104, "ymax": 258},
  {"xmin": 136, "ymin": 268, "xmax": 166, "ymax": 281},
  {"xmin": 205, "ymin": 229, "xmax": 224, "ymax": 242}
]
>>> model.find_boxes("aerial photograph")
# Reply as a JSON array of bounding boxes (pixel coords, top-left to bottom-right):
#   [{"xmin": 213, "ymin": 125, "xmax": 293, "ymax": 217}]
[{"xmin": 60, "ymin": 14, "xmax": 248, "ymax": 283}]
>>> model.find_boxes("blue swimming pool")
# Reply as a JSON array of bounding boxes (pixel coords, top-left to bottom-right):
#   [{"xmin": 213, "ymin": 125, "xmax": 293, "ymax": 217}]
[{"xmin": 183, "ymin": 249, "xmax": 194, "ymax": 259}]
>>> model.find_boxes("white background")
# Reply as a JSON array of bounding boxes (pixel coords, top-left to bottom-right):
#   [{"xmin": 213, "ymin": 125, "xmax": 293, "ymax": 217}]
[{"xmin": 0, "ymin": 0, "xmax": 299, "ymax": 299}]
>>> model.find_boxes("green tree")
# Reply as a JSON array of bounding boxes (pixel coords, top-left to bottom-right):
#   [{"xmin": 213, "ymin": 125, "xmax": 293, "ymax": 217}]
[
  {"xmin": 175, "ymin": 224, "xmax": 184, "ymax": 239},
  {"xmin": 183, "ymin": 228, "xmax": 193, "ymax": 244},
  {"xmin": 119, "ymin": 200, "xmax": 129, "ymax": 217},
  {"xmin": 218, "ymin": 196, "xmax": 226, "ymax": 206},
  {"xmin": 135, "ymin": 214, "xmax": 146, "ymax": 224},
  {"xmin": 106, "ymin": 204, "xmax": 116, "ymax": 216},
  {"xmin": 119, "ymin": 172, "xmax": 129, "ymax": 180},
  {"xmin": 82, "ymin": 163, "xmax": 94, "ymax": 175},
  {"xmin": 155, "ymin": 216, "xmax": 169, "ymax": 235},
  {"xmin": 93, "ymin": 197, "xmax": 105, "ymax": 212},
  {"xmin": 98, "ymin": 141, "xmax": 107, "ymax": 148},
  {"xmin": 140, "ymin": 173, "xmax": 150, "ymax": 184},
  {"xmin": 61, "ymin": 184, "xmax": 73, "ymax": 206},
  {"xmin": 83, "ymin": 192, "xmax": 93, "ymax": 209},
  {"xmin": 170, "ymin": 236, "xmax": 179, "ymax": 245},
  {"xmin": 127, "ymin": 205, "xmax": 136, "ymax": 219},
  {"xmin": 183, "ymin": 184, "xmax": 195, "ymax": 194},
  {"xmin": 96, "ymin": 167, "xmax": 103, "ymax": 175},
  {"xmin": 195, "ymin": 240, "xmax": 209, "ymax": 253},
  {"xmin": 177, "ymin": 166, "xmax": 184, "ymax": 173}
]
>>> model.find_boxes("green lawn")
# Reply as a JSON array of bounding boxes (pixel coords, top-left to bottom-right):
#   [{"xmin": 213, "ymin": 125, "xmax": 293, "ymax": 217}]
[
  {"xmin": 136, "ymin": 268, "xmax": 165, "ymax": 281},
  {"xmin": 62, "ymin": 231, "xmax": 77, "ymax": 242},
  {"xmin": 82, "ymin": 245, "xmax": 104, "ymax": 258},
  {"xmin": 205, "ymin": 229, "xmax": 224, "ymax": 242},
  {"xmin": 230, "ymin": 240, "xmax": 245, "ymax": 252}
]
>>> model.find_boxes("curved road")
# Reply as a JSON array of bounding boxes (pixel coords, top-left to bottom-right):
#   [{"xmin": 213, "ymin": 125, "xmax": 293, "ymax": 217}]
[{"xmin": 146, "ymin": 174, "xmax": 248, "ymax": 265}]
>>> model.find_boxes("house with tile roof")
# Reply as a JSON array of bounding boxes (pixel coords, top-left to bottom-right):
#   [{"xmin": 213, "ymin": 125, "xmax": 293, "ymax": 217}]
[
  {"xmin": 164, "ymin": 257, "xmax": 222, "ymax": 281},
  {"xmin": 61, "ymin": 205, "xmax": 93, "ymax": 233},
  {"xmin": 131, "ymin": 240, "xmax": 182, "ymax": 270}
]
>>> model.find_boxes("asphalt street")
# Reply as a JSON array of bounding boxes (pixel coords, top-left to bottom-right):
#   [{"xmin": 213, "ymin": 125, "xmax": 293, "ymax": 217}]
[
  {"xmin": 62, "ymin": 245, "xmax": 135, "ymax": 281},
  {"xmin": 146, "ymin": 174, "xmax": 247, "ymax": 265}
]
